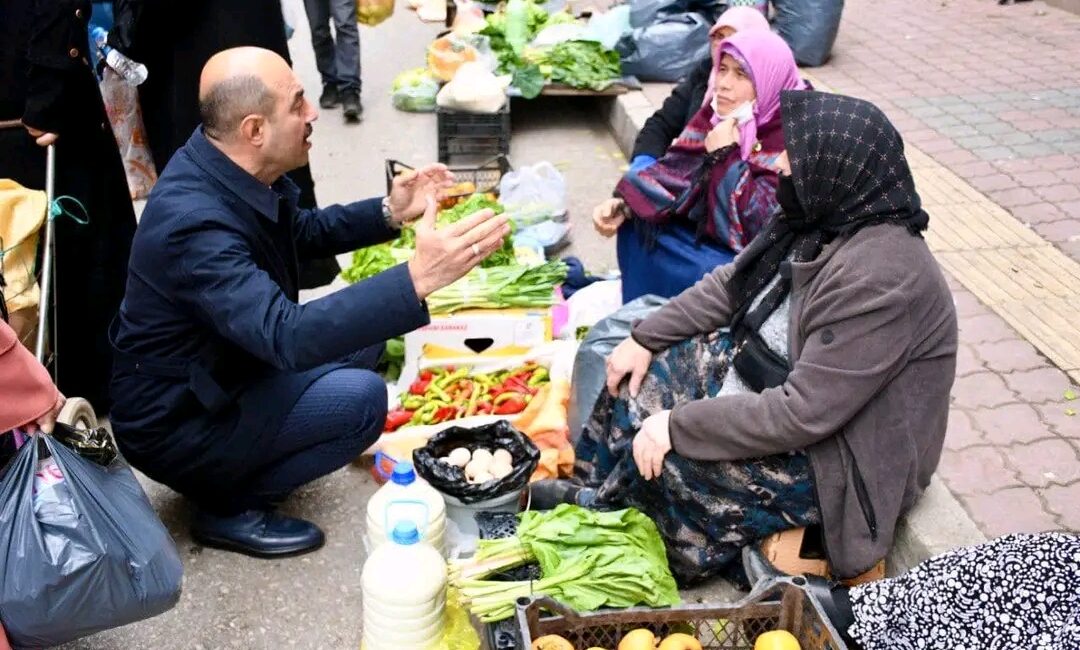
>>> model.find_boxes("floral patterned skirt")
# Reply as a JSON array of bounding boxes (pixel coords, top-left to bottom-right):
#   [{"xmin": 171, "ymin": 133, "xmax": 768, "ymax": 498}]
[{"xmin": 574, "ymin": 333, "xmax": 820, "ymax": 585}]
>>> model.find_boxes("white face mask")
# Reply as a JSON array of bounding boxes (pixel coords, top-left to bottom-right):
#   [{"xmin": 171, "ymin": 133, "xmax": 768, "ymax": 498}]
[{"xmin": 712, "ymin": 98, "xmax": 756, "ymax": 125}]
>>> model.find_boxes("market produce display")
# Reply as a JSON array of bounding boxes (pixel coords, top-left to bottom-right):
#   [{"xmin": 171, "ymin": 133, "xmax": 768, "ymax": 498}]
[
  {"xmin": 480, "ymin": 0, "xmax": 621, "ymax": 98},
  {"xmin": 449, "ymin": 505, "xmax": 680, "ymax": 622},
  {"xmin": 530, "ymin": 628, "xmax": 800, "ymax": 650},
  {"xmin": 383, "ymin": 362, "xmax": 550, "ymax": 431}
]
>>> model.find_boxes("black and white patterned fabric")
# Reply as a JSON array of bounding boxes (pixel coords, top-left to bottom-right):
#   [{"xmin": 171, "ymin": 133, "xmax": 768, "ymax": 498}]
[
  {"xmin": 726, "ymin": 90, "xmax": 930, "ymax": 333},
  {"xmin": 848, "ymin": 532, "xmax": 1080, "ymax": 650}
]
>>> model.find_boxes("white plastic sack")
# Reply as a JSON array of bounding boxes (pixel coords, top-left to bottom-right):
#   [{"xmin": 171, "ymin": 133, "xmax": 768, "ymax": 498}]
[
  {"xmin": 498, "ymin": 161, "xmax": 568, "ymax": 224},
  {"xmin": 532, "ymin": 23, "xmax": 587, "ymax": 47},
  {"xmin": 436, "ymin": 62, "xmax": 509, "ymax": 113},
  {"xmin": 99, "ymin": 68, "xmax": 157, "ymax": 200},
  {"xmin": 583, "ymin": 5, "xmax": 632, "ymax": 50}
]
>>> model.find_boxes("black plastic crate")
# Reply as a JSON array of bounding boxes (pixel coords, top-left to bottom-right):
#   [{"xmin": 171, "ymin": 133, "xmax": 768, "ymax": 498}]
[
  {"xmin": 437, "ymin": 103, "xmax": 511, "ymax": 164},
  {"xmin": 384, "ymin": 155, "xmax": 511, "ymax": 197}
]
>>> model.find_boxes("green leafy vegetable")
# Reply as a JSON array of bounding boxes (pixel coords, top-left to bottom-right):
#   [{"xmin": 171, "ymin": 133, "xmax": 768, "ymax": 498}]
[
  {"xmin": 512, "ymin": 64, "xmax": 546, "ymax": 99},
  {"xmin": 450, "ymin": 505, "xmax": 680, "ymax": 622},
  {"xmin": 377, "ymin": 337, "xmax": 405, "ymax": 381},
  {"xmin": 341, "ymin": 194, "xmax": 515, "ymax": 284},
  {"xmin": 427, "ymin": 261, "xmax": 567, "ymax": 314},
  {"xmin": 340, "ymin": 244, "xmax": 396, "ymax": 284},
  {"xmin": 528, "ymin": 40, "xmax": 621, "ymax": 91}
]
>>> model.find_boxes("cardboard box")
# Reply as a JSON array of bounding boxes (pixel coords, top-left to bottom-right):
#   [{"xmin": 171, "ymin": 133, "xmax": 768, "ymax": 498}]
[{"xmin": 400, "ymin": 307, "xmax": 552, "ymax": 384}]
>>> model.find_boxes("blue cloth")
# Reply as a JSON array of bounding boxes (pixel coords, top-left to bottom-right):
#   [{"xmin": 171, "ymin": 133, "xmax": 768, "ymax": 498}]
[
  {"xmin": 87, "ymin": 2, "xmax": 113, "ymax": 70},
  {"xmin": 110, "ymin": 127, "xmax": 428, "ymax": 505},
  {"xmin": 629, "ymin": 154, "xmax": 656, "ymax": 173},
  {"xmin": 616, "ymin": 218, "xmax": 735, "ymax": 303}
]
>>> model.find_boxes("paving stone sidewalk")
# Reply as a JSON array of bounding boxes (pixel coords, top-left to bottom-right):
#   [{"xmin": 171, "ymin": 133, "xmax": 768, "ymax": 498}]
[
  {"xmin": 803, "ymin": 0, "xmax": 1080, "ymax": 537},
  {"xmin": 633, "ymin": 0, "xmax": 1080, "ymax": 540}
]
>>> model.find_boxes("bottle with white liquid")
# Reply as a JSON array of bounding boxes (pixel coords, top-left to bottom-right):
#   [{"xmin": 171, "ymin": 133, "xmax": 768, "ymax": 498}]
[
  {"xmin": 91, "ymin": 27, "xmax": 148, "ymax": 85},
  {"xmin": 364, "ymin": 461, "xmax": 447, "ymax": 556}
]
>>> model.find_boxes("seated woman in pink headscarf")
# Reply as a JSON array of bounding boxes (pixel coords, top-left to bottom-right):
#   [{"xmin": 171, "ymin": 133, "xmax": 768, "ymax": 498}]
[
  {"xmin": 622, "ymin": 6, "xmax": 770, "ymax": 172},
  {"xmin": 595, "ymin": 30, "xmax": 804, "ymax": 303}
]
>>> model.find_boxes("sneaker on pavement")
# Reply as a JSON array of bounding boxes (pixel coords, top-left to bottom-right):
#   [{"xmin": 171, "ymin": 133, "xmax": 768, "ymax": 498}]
[
  {"xmin": 342, "ymin": 91, "xmax": 362, "ymax": 121},
  {"xmin": 192, "ymin": 508, "xmax": 325, "ymax": 558},
  {"xmin": 319, "ymin": 84, "xmax": 340, "ymax": 109}
]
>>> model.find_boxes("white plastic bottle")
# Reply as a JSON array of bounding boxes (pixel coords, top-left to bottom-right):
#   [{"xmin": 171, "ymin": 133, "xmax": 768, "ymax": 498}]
[
  {"xmin": 364, "ymin": 462, "xmax": 447, "ymax": 556},
  {"xmin": 361, "ymin": 521, "xmax": 447, "ymax": 650}
]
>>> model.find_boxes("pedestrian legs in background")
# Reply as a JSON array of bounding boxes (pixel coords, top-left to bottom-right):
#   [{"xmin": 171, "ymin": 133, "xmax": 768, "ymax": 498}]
[{"xmin": 303, "ymin": 0, "xmax": 363, "ymax": 121}]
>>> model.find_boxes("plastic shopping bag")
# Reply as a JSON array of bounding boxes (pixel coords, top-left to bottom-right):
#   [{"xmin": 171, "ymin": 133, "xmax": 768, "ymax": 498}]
[
  {"xmin": 568, "ymin": 295, "xmax": 668, "ymax": 442},
  {"xmin": 499, "ymin": 161, "xmax": 568, "ymax": 224},
  {"xmin": 772, "ymin": 0, "xmax": 844, "ymax": 67},
  {"xmin": 0, "ymin": 432, "xmax": 183, "ymax": 648},
  {"xmin": 357, "ymin": 0, "xmax": 395, "ymax": 26},
  {"xmin": 99, "ymin": 68, "xmax": 157, "ymax": 200}
]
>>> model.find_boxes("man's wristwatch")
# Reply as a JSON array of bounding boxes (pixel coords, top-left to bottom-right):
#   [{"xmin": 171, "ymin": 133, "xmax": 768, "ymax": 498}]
[{"xmin": 381, "ymin": 197, "xmax": 401, "ymax": 230}]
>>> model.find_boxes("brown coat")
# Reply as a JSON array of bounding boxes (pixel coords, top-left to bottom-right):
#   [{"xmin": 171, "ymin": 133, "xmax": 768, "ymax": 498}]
[
  {"xmin": 0, "ymin": 320, "xmax": 58, "ymax": 432},
  {"xmin": 632, "ymin": 223, "xmax": 958, "ymax": 577}
]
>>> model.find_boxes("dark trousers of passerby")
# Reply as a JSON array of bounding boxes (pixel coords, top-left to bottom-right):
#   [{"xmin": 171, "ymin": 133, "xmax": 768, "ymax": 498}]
[{"xmin": 304, "ymin": 0, "xmax": 361, "ymax": 105}]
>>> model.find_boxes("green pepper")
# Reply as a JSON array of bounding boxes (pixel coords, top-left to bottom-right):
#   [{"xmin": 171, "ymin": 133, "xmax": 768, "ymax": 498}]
[
  {"xmin": 527, "ymin": 367, "xmax": 549, "ymax": 386},
  {"xmin": 465, "ymin": 383, "xmax": 481, "ymax": 416},
  {"xmin": 428, "ymin": 382, "xmax": 451, "ymax": 402},
  {"xmin": 402, "ymin": 396, "xmax": 425, "ymax": 410},
  {"xmin": 435, "ymin": 368, "xmax": 468, "ymax": 389}
]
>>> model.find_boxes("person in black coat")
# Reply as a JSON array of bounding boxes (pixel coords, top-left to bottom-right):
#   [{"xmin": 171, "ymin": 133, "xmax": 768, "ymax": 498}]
[
  {"xmin": 111, "ymin": 0, "xmax": 340, "ymax": 288},
  {"xmin": 0, "ymin": 0, "xmax": 137, "ymax": 414},
  {"xmin": 110, "ymin": 48, "xmax": 511, "ymax": 556}
]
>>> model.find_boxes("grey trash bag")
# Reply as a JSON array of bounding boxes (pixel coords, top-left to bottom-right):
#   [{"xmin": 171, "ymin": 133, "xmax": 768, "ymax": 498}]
[
  {"xmin": 0, "ymin": 433, "xmax": 183, "ymax": 648},
  {"xmin": 616, "ymin": 13, "xmax": 712, "ymax": 82},
  {"xmin": 772, "ymin": 0, "xmax": 845, "ymax": 67},
  {"xmin": 568, "ymin": 294, "xmax": 668, "ymax": 442}
]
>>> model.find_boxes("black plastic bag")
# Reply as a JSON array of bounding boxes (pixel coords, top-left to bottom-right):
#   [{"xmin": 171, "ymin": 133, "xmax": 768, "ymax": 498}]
[
  {"xmin": 0, "ymin": 434, "xmax": 183, "ymax": 648},
  {"xmin": 629, "ymin": 0, "xmax": 728, "ymax": 29},
  {"xmin": 616, "ymin": 13, "xmax": 712, "ymax": 82},
  {"xmin": 772, "ymin": 0, "xmax": 845, "ymax": 67},
  {"xmin": 413, "ymin": 421, "xmax": 540, "ymax": 504}
]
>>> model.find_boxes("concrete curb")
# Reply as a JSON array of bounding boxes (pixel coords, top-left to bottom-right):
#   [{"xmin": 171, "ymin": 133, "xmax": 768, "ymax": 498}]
[{"xmin": 605, "ymin": 92, "xmax": 989, "ymax": 571}]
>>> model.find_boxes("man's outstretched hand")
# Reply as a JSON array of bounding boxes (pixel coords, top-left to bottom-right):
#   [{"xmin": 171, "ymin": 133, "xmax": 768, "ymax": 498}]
[
  {"xmin": 407, "ymin": 196, "xmax": 510, "ymax": 300},
  {"xmin": 387, "ymin": 163, "xmax": 455, "ymax": 225}
]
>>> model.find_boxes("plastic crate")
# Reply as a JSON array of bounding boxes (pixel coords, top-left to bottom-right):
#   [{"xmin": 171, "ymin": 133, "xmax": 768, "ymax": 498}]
[
  {"xmin": 384, "ymin": 156, "xmax": 511, "ymax": 197},
  {"xmin": 515, "ymin": 577, "xmax": 849, "ymax": 650},
  {"xmin": 437, "ymin": 103, "xmax": 511, "ymax": 164}
]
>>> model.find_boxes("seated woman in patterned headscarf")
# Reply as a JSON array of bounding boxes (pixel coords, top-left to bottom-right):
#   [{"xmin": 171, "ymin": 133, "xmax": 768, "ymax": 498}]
[
  {"xmin": 593, "ymin": 30, "xmax": 804, "ymax": 304},
  {"xmin": 535, "ymin": 92, "xmax": 959, "ymax": 586}
]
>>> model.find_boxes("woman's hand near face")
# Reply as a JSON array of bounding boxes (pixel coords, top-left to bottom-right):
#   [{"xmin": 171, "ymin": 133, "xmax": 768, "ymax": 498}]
[{"xmin": 705, "ymin": 118, "xmax": 740, "ymax": 153}]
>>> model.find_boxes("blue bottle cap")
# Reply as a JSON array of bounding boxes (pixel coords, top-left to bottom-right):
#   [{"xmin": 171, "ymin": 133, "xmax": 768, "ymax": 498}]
[
  {"xmin": 391, "ymin": 461, "xmax": 416, "ymax": 486},
  {"xmin": 390, "ymin": 521, "xmax": 420, "ymax": 545}
]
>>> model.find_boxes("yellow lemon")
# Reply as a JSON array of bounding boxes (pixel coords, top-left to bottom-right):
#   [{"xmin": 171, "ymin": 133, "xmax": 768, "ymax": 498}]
[{"xmin": 754, "ymin": 630, "xmax": 801, "ymax": 650}]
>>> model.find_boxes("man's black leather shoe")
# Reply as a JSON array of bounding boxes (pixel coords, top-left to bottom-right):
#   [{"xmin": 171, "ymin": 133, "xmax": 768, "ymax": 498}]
[{"xmin": 192, "ymin": 509, "xmax": 325, "ymax": 558}]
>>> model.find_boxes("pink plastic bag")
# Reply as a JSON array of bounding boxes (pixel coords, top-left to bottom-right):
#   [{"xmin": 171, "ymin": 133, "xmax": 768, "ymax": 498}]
[{"xmin": 99, "ymin": 69, "xmax": 158, "ymax": 200}]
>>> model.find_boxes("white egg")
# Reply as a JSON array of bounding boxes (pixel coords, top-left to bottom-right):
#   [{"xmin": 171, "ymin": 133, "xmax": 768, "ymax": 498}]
[
  {"xmin": 448, "ymin": 447, "xmax": 471, "ymax": 468},
  {"xmin": 439, "ymin": 456, "xmax": 452, "ymax": 465},
  {"xmin": 471, "ymin": 448, "xmax": 494, "ymax": 467},
  {"xmin": 492, "ymin": 449, "xmax": 513, "ymax": 467},
  {"xmin": 464, "ymin": 458, "xmax": 489, "ymax": 480},
  {"xmin": 471, "ymin": 471, "xmax": 494, "ymax": 484},
  {"xmin": 490, "ymin": 460, "xmax": 513, "ymax": 480}
]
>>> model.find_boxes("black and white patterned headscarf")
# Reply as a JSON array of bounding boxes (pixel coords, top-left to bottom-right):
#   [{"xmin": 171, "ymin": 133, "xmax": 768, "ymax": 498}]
[{"xmin": 727, "ymin": 91, "xmax": 930, "ymax": 332}]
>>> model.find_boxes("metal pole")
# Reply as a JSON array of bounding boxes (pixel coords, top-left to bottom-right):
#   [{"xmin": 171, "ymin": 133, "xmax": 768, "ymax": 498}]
[{"xmin": 35, "ymin": 144, "xmax": 56, "ymax": 364}]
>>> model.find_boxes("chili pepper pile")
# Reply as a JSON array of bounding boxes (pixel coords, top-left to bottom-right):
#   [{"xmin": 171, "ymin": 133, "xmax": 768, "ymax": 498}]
[{"xmin": 383, "ymin": 363, "xmax": 550, "ymax": 432}]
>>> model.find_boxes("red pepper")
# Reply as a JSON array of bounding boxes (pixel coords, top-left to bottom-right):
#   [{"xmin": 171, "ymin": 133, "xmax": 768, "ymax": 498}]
[
  {"xmin": 384, "ymin": 409, "xmax": 415, "ymax": 432},
  {"xmin": 494, "ymin": 398, "xmax": 527, "ymax": 415},
  {"xmin": 420, "ymin": 370, "xmax": 434, "ymax": 381},
  {"xmin": 433, "ymin": 406, "xmax": 457, "ymax": 423},
  {"xmin": 409, "ymin": 378, "xmax": 431, "ymax": 395},
  {"xmin": 476, "ymin": 401, "xmax": 492, "ymax": 415}
]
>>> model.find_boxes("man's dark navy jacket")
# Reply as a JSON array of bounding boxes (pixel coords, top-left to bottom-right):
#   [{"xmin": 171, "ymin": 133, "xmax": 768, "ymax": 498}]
[{"xmin": 109, "ymin": 128, "xmax": 429, "ymax": 496}]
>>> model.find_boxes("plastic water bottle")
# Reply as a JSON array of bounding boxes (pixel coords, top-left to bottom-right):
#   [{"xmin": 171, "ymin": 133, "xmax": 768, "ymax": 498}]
[
  {"xmin": 364, "ymin": 461, "xmax": 447, "ymax": 556},
  {"xmin": 361, "ymin": 521, "xmax": 447, "ymax": 650},
  {"xmin": 91, "ymin": 27, "xmax": 148, "ymax": 86}
]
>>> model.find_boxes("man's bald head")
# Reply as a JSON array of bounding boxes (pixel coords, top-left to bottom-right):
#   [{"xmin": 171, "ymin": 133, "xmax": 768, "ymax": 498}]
[{"xmin": 198, "ymin": 48, "xmax": 291, "ymax": 141}]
